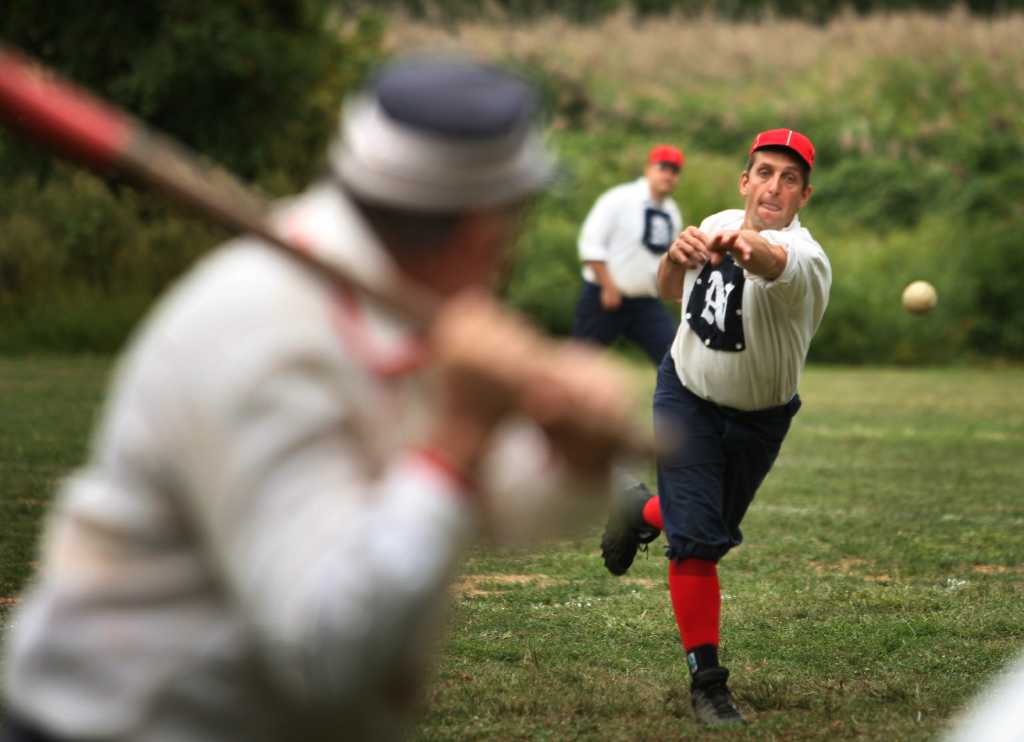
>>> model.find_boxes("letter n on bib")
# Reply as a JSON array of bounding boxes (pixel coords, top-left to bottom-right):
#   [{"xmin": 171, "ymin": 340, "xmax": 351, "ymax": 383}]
[{"xmin": 685, "ymin": 255, "xmax": 747, "ymax": 352}]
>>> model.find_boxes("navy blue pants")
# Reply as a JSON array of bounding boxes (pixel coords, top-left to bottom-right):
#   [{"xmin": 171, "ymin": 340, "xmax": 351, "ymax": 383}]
[
  {"xmin": 653, "ymin": 353, "xmax": 801, "ymax": 563},
  {"xmin": 572, "ymin": 282, "xmax": 678, "ymax": 366}
]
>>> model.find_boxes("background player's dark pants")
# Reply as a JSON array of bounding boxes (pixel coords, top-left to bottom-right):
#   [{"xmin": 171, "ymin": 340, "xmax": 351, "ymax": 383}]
[
  {"xmin": 652, "ymin": 353, "xmax": 801, "ymax": 563},
  {"xmin": 571, "ymin": 281, "xmax": 677, "ymax": 365}
]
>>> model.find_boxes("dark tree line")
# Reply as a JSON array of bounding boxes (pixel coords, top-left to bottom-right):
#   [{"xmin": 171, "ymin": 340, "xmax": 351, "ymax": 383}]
[{"xmin": 338, "ymin": 0, "xmax": 1021, "ymax": 23}]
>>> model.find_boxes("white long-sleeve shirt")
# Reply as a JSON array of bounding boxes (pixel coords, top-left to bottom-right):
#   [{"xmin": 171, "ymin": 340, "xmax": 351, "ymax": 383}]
[
  {"xmin": 2, "ymin": 182, "xmax": 605, "ymax": 742},
  {"xmin": 578, "ymin": 177, "xmax": 683, "ymax": 298},
  {"xmin": 670, "ymin": 209, "xmax": 831, "ymax": 411}
]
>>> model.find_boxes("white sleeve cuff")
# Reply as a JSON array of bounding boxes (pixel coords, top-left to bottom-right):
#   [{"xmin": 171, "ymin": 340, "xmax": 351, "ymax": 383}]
[
  {"xmin": 578, "ymin": 241, "xmax": 610, "ymax": 262},
  {"xmin": 745, "ymin": 232, "xmax": 798, "ymax": 288}
]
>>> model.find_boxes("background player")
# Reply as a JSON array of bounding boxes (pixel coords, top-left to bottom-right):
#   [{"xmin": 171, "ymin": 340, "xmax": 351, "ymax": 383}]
[{"xmin": 572, "ymin": 143, "xmax": 685, "ymax": 365}]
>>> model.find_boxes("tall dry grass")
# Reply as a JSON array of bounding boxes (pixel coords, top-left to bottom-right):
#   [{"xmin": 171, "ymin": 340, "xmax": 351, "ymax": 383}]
[{"xmin": 382, "ymin": 8, "xmax": 1024, "ymax": 100}]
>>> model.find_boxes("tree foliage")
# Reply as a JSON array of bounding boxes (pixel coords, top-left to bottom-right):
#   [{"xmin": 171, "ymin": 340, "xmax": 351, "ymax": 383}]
[
  {"xmin": 0, "ymin": 1, "xmax": 385, "ymax": 351},
  {"xmin": 1, "ymin": 0, "xmax": 382, "ymax": 187}
]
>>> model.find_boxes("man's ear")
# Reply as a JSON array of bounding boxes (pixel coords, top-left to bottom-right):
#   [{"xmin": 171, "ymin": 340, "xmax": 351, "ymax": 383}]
[
  {"xmin": 738, "ymin": 170, "xmax": 750, "ymax": 197},
  {"xmin": 800, "ymin": 185, "xmax": 813, "ymax": 208}
]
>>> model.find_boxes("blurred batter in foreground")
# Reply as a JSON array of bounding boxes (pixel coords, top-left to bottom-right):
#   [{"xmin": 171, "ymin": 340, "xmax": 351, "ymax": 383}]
[{"xmin": 1, "ymin": 57, "xmax": 637, "ymax": 742}]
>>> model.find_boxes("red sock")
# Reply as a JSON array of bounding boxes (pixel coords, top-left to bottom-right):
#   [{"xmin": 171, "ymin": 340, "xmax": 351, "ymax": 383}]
[
  {"xmin": 642, "ymin": 496, "xmax": 663, "ymax": 530},
  {"xmin": 668, "ymin": 558, "xmax": 721, "ymax": 651}
]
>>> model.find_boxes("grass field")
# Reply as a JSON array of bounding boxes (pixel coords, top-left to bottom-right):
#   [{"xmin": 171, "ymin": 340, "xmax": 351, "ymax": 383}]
[{"xmin": 2, "ymin": 356, "xmax": 1023, "ymax": 739}]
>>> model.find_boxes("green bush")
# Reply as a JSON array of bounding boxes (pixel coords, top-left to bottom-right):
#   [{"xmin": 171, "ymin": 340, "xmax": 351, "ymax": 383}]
[
  {"xmin": 959, "ymin": 219, "xmax": 1024, "ymax": 358},
  {"xmin": 1, "ymin": 2, "xmax": 383, "ymax": 191},
  {"xmin": 808, "ymin": 218, "xmax": 968, "ymax": 364},
  {"xmin": 809, "ymin": 157, "xmax": 952, "ymax": 231},
  {"xmin": 0, "ymin": 168, "xmax": 225, "ymax": 352},
  {"xmin": 0, "ymin": 4, "xmax": 385, "ymax": 352},
  {"xmin": 0, "ymin": 291, "xmax": 155, "ymax": 354}
]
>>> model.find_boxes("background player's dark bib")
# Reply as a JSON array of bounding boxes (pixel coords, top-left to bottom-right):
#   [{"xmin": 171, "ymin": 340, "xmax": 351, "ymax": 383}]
[
  {"xmin": 686, "ymin": 255, "xmax": 747, "ymax": 352},
  {"xmin": 642, "ymin": 207, "xmax": 673, "ymax": 255}
]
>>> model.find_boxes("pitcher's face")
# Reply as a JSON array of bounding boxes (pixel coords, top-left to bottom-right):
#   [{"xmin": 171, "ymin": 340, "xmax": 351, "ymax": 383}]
[{"xmin": 740, "ymin": 150, "xmax": 811, "ymax": 231}]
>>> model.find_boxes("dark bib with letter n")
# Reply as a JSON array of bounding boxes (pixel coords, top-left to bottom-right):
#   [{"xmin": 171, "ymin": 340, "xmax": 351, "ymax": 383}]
[
  {"xmin": 642, "ymin": 207, "xmax": 673, "ymax": 255},
  {"xmin": 686, "ymin": 255, "xmax": 747, "ymax": 352}
]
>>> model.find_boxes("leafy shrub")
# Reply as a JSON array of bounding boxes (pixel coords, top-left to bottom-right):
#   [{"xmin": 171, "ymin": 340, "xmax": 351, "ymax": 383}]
[
  {"xmin": 0, "ymin": 4, "xmax": 384, "ymax": 351},
  {"xmin": 808, "ymin": 218, "xmax": 970, "ymax": 364},
  {"xmin": 958, "ymin": 218, "xmax": 1024, "ymax": 358},
  {"xmin": 0, "ymin": 169, "xmax": 225, "ymax": 351},
  {"xmin": 809, "ymin": 158, "xmax": 952, "ymax": 231},
  {"xmin": 1, "ymin": 2, "xmax": 383, "ymax": 191}
]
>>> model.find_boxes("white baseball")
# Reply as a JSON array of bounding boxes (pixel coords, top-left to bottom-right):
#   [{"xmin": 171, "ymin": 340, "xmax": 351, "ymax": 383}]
[{"xmin": 902, "ymin": 280, "xmax": 938, "ymax": 314}]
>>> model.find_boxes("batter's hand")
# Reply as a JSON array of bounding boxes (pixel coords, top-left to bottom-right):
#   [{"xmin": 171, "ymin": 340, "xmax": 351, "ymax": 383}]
[
  {"xmin": 427, "ymin": 291, "xmax": 544, "ymax": 478},
  {"xmin": 519, "ymin": 341, "xmax": 634, "ymax": 477},
  {"xmin": 427, "ymin": 290, "xmax": 635, "ymax": 483},
  {"xmin": 666, "ymin": 226, "xmax": 711, "ymax": 270}
]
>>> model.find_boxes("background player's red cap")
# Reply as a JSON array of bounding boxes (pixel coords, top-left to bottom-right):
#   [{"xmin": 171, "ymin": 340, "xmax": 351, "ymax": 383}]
[
  {"xmin": 648, "ymin": 144, "xmax": 684, "ymax": 168},
  {"xmin": 749, "ymin": 129, "xmax": 815, "ymax": 170}
]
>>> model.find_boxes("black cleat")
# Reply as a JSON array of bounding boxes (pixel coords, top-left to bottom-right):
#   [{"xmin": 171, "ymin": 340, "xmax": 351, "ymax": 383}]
[
  {"xmin": 600, "ymin": 482, "xmax": 660, "ymax": 576},
  {"xmin": 690, "ymin": 667, "xmax": 747, "ymax": 727}
]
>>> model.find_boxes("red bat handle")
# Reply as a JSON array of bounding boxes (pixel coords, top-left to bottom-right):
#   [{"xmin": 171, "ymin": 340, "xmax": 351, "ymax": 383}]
[{"xmin": 0, "ymin": 47, "xmax": 132, "ymax": 167}]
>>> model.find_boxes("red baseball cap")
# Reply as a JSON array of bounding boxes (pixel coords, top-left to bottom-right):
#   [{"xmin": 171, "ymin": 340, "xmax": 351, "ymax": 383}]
[
  {"xmin": 648, "ymin": 144, "xmax": 684, "ymax": 168},
  {"xmin": 749, "ymin": 128, "xmax": 815, "ymax": 170}
]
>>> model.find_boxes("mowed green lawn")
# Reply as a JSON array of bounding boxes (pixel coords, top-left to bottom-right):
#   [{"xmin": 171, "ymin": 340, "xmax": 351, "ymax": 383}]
[{"xmin": 2, "ymin": 356, "xmax": 1023, "ymax": 740}]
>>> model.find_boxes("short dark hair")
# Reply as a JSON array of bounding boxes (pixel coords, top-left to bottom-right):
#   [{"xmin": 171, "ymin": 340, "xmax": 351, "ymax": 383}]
[
  {"xmin": 341, "ymin": 184, "xmax": 464, "ymax": 255},
  {"xmin": 745, "ymin": 145, "xmax": 811, "ymax": 188},
  {"xmin": 338, "ymin": 178, "xmax": 532, "ymax": 258}
]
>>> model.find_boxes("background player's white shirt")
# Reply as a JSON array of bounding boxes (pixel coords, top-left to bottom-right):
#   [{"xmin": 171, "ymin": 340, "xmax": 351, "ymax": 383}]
[
  {"xmin": 669, "ymin": 209, "xmax": 831, "ymax": 411},
  {"xmin": 578, "ymin": 177, "xmax": 683, "ymax": 298},
  {"xmin": 2, "ymin": 182, "xmax": 606, "ymax": 742}
]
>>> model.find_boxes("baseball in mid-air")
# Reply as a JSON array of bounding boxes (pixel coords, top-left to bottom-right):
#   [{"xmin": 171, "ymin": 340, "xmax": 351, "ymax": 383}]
[{"xmin": 902, "ymin": 280, "xmax": 938, "ymax": 314}]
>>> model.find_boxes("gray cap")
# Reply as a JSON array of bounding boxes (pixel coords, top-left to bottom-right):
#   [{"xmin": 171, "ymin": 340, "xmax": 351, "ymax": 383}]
[{"xmin": 330, "ymin": 56, "xmax": 556, "ymax": 212}]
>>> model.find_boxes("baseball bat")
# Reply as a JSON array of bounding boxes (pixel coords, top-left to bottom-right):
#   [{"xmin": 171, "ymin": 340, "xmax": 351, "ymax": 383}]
[{"xmin": 0, "ymin": 45, "xmax": 662, "ymax": 459}]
